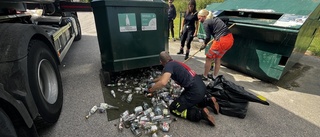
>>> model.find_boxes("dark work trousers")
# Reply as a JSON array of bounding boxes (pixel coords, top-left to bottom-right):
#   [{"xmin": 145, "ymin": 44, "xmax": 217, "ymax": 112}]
[
  {"xmin": 169, "ymin": 75, "xmax": 207, "ymax": 122},
  {"xmin": 180, "ymin": 26, "xmax": 195, "ymax": 50},
  {"xmin": 168, "ymin": 19, "xmax": 174, "ymax": 38}
]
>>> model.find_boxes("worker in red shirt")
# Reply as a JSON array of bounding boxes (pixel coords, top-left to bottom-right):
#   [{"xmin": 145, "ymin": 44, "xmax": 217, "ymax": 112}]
[{"xmin": 147, "ymin": 51, "xmax": 219, "ymax": 126}]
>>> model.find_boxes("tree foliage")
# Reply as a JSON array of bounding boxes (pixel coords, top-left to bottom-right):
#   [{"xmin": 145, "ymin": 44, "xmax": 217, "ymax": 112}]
[{"xmin": 172, "ymin": 0, "xmax": 224, "ymax": 13}]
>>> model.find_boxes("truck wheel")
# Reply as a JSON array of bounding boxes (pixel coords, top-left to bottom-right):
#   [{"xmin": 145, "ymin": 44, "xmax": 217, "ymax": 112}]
[
  {"xmin": 27, "ymin": 40, "xmax": 63, "ymax": 123},
  {"xmin": 74, "ymin": 16, "xmax": 82, "ymax": 41},
  {"xmin": 0, "ymin": 108, "xmax": 18, "ymax": 137}
]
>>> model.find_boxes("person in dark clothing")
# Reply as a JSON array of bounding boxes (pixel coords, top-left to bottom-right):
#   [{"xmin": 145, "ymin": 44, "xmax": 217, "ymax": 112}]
[
  {"xmin": 168, "ymin": 0, "xmax": 176, "ymax": 41},
  {"xmin": 147, "ymin": 51, "xmax": 220, "ymax": 126},
  {"xmin": 177, "ymin": 0, "xmax": 199, "ymax": 60},
  {"xmin": 198, "ymin": 9, "xmax": 234, "ymax": 80}
]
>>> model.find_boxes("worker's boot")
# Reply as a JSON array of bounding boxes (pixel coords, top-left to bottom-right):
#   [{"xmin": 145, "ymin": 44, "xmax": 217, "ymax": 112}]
[
  {"xmin": 177, "ymin": 47, "xmax": 184, "ymax": 54},
  {"xmin": 184, "ymin": 50, "xmax": 189, "ymax": 60},
  {"xmin": 206, "ymin": 96, "xmax": 219, "ymax": 114},
  {"xmin": 201, "ymin": 108, "xmax": 215, "ymax": 126}
]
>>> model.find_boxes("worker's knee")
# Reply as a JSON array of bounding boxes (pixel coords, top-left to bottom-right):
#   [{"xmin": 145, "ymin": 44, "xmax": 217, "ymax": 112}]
[
  {"xmin": 169, "ymin": 99, "xmax": 187, "ymax": 112},
  {"xmin": 170, "ymin": 103, "xmax": 202, "ymax": 122}
]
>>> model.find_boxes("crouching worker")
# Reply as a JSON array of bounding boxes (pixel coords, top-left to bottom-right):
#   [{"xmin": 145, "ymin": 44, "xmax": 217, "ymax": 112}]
[{"xmin": 147, "ymin": 51, "xmax": 219, "ymax": 126}]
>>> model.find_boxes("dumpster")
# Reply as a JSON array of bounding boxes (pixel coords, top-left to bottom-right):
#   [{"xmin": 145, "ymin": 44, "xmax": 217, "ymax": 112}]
[
  {"xmin": 91, "ymin": 0, "xmax": 168, "ymax": 84},
  {"xmin": 197, "ymin": 0, "xmax": 320, "ymax": 82}
]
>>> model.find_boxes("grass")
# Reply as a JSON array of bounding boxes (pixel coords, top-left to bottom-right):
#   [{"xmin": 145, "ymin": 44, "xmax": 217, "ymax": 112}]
[
  {"xmin": 309, "ymin": 28, "xmax": 320, "ymax": 56},
  {"xmin": 169, "ymin": 14, "xmax": 183, "ymax": 39}
]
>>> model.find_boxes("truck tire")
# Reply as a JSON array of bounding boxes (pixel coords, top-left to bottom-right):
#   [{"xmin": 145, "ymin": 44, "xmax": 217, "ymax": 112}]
[
  {"xmin": 0, "ymin": 108, "xmax": 18, "ymax": 137},
  {"xmin": 74, "ymin": 15, "xmax": 82, "ymax": 41},
  {"xmin": 27, "ymin": 39, "xmax": 63, "ymax": 123}
]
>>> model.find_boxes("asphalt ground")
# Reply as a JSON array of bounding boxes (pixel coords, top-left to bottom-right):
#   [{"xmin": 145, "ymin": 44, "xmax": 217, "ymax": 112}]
[{"xmin": 38, "ymin": 12, "xmax": 320, "ymax": 137}]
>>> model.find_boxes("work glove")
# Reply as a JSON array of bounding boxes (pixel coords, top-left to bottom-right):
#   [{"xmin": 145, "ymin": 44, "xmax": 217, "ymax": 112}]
[{"xmin": 200, "ymin": 45, "xmax": 206, "ymax": 51}]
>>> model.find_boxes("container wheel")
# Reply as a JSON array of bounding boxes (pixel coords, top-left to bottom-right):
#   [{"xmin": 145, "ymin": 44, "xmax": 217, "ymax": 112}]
[
  {"xmin": 0, "ymin": 108, "xmax": 17, "ymax": 137},
  {"xmin": 27, "ymin": 39, "xmax": 63, "ymax": 123}
]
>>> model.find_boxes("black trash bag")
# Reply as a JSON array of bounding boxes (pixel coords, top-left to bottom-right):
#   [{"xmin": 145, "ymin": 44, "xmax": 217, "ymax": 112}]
[
  {"xmin": 207, "ymin": 75, "xmax": 269, "ymax": 105},
  {"xmin": 207, "ymin": 88, "xmax": 249, "ymax": 103},
  {"xmin": 206, "ymin": 75, "xmax": 228, "ymax": 100},
  {"xmin": 205, "ymin": 92, "xmax": 249, "ymax": 118},
  {"xmin": 219, "ymin": 100, "xmax": 248, "ymax": 119},
  {"xmin": 206, "ymin": 75, "xmax": 269, "ymax": 118}
]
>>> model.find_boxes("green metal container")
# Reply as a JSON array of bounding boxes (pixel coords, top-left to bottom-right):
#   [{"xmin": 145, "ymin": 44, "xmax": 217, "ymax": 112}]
[
  {"xmin": 198, "ymin": 0, "xmax": 320, "ymax": 82},
  {"xmin": 91, "ymin": 0, "xmax": 168, "ymax": 83}
]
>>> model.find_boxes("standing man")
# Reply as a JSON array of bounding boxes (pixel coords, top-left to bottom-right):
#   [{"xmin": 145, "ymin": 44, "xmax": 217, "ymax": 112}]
[
  {"xmin": 147, "ymin": 51, "xmax": 220, "ymax": 127},
  {"xmin": 197, "ymin": 9, "xmax": 234, "ymax": 80},
  {"xmin": 168, "ymin": 0, "xmax": 176, "ymax": 41}
]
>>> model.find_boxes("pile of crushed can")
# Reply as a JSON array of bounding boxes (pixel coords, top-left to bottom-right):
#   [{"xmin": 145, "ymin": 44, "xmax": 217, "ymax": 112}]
[
  {"xmin": 119, "ymin": 93, "xmax": 178, "ymax": 137},
  {"xmin": 86, "ymin": 67, "xmax": 185, "ymax": 137}
]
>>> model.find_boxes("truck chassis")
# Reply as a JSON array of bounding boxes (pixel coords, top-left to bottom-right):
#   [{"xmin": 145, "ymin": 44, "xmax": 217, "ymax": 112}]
[{"xmin": 0, "ymin": 0, "xmax": 85, "ymax": 136}]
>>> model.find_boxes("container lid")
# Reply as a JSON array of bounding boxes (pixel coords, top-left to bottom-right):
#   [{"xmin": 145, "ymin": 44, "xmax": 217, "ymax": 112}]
[{"xmin": 206, "ymin": 0, "xmax": 320, "ymax": 29}]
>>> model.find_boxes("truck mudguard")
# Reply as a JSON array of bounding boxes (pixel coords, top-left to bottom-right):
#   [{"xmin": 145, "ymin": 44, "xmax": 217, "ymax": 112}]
[{"xmin": 0, "ymin": 23, "xmax": 56, "ymax": 62}]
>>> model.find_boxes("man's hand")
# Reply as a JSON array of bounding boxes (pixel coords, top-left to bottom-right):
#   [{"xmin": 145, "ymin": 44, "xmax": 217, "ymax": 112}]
[
  {"xmin": 143, "ymin": 88, "xmax": 150, "ymax": 94},
  {"xmin": 200, "ymin": 45, "xmax": 206, "ymax": 51},
  {"xmin": 147, "ymin": 82, "xmax": 155, "ymax": 89},
  {"xmin": 144, "ymin": 88, "xmax": 153, "ymax": 97}
]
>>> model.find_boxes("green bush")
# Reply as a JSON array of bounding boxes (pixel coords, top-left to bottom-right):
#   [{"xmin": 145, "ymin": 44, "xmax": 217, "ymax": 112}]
[
  {"xmin": 309, "ymin": 28, "xmax": 320, "ymax": 56},
  {"xmin": 173, "ymin": 0, "xmax": 223, "ymax": 13}
]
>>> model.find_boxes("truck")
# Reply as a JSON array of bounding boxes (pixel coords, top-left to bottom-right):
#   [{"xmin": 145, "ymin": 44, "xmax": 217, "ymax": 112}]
[{"xmin": 0, "ymin": 0, "xmax": 91, "ymax": 136}]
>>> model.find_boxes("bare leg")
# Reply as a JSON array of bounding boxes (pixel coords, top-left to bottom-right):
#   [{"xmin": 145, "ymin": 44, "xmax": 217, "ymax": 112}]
[
  {"xmin": 204, "ymin": 57, "xmax": 213, "ymax": 76},
  {"xmin": 213, "ymin": 58, "xmax": 221, "ymax": 77}
]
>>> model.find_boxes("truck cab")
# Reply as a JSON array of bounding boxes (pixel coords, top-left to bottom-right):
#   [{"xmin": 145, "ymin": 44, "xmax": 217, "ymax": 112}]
[{"xmin": 0, "ymin": 0, "xmax": 84, "ymax": 136}]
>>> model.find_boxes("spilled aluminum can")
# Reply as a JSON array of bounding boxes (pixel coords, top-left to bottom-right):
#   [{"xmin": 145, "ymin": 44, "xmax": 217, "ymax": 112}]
[{"xmin": 127, "ymin": 94, "xmax": 133, "ymax": 103}]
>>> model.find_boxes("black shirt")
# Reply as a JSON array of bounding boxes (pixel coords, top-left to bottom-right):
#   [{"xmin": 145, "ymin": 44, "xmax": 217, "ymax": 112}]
[
  {"xmin": 183, "ymin": 11, "xmax": 198, "ymax": 29},
  {"xmin": 163, "ymin": 60, "xmax": 196, "ymax": 88},
  {"xmin": 168, "ymin": 4, "xmax": 176, "ymax": 20},
  {"xmin": 203, "ymin": 17, "xmax": 230, "ymax": 44}
]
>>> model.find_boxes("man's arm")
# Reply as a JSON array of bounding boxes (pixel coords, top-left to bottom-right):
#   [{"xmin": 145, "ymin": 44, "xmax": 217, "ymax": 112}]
[
  {"xmin": 152, "ymin": 76, "xmax": 161, "ymax": 82},
  {"xmin": 194, "ymin": 21, "xmax": 199, "ymax": 37},
  {"xmin": 200, "ymin": 23, "xmax": 212, "ymax": 51},
  {"xmin": 203, "ymin": 23, "xmax": 212, "ymax": 45},
  {"xmin": 149, "ymin": 72, "xmax": 171, "ymax": 92}
]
